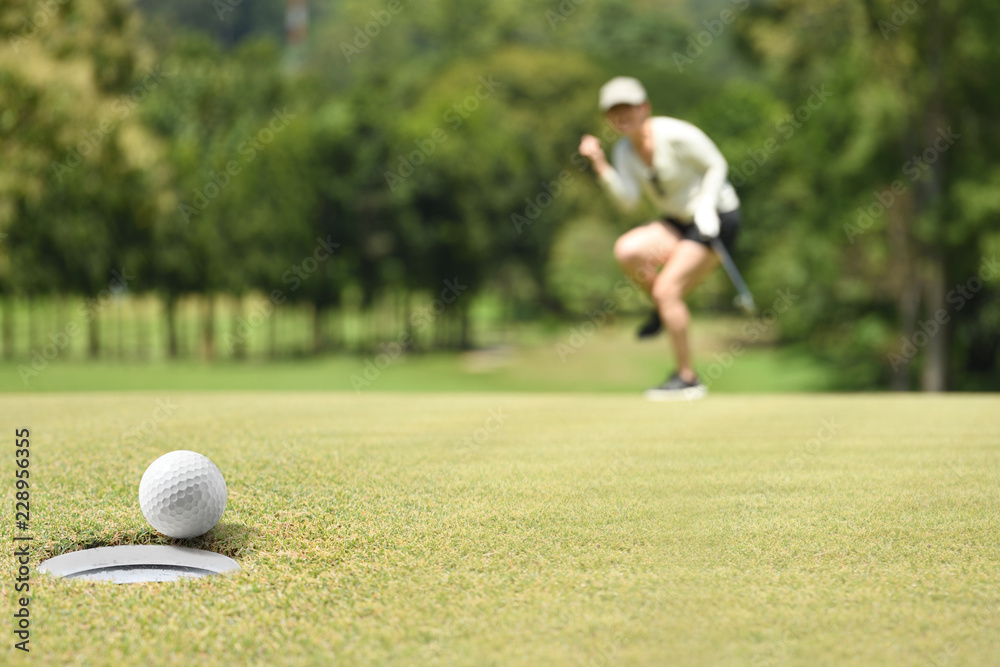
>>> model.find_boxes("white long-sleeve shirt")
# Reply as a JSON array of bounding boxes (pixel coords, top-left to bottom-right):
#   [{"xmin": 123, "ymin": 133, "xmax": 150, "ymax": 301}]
[{"xmin": 599, "ymin": 116, "xmax": 739, "ymax": 222}]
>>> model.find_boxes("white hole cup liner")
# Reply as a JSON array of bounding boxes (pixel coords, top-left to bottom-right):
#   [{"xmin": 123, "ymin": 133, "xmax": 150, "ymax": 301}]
[{"xmin": 39, "ymin": 545, "xmax": 240, "ymax": 583}]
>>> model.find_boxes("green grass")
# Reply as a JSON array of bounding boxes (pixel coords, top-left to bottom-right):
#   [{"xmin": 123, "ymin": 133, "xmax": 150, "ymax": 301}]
[
  {"xmin": 0, "ymin": 316, "xmax": 838, "ymax": 393},
  {"xmin": 4, "ymin": 392, "xmax": 998, "ymax": 665}
]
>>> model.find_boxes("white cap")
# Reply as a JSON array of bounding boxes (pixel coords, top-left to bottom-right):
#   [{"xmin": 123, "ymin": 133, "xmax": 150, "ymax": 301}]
[{"xmin": 598, "ymin": 77, "xmax": 648, "ymax": 112}]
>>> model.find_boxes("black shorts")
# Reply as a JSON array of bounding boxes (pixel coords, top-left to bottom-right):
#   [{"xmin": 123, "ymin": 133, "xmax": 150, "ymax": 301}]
[{"xmin": 660, "ymin": 209, "xmax": 741, "ymax": 255}]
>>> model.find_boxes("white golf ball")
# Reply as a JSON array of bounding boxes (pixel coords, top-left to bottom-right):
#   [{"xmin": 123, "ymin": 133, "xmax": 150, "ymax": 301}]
[{"xmin": 139, "ymin": 450, "xmax": 227, "ymax": 539}]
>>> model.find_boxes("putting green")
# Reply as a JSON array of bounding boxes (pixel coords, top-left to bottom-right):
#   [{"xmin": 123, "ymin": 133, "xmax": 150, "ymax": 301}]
[{"xmin": 4, "ymin": 393, "xmax": 998, "ymax": 665}]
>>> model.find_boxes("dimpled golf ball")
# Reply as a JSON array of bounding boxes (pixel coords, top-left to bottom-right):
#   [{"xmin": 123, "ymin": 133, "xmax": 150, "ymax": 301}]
[{"xmin": 139, "ymin": 450, "xmax": 227, "ymax": 539}]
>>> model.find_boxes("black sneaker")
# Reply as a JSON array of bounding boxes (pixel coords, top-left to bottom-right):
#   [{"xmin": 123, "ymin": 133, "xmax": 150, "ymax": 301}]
[
  {"xmin": 644, "ymin": 372, "xmax": 707, "ymax": 401},
  {"xmin": 636, "ymin": 309, "xmax": 663, "ymax": 339}
]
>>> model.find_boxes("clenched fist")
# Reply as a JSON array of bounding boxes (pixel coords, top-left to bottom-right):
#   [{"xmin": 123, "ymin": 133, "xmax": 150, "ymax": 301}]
[{"xmin": 578, "ymin": 134, "xmax": 610, "ymax": 175}]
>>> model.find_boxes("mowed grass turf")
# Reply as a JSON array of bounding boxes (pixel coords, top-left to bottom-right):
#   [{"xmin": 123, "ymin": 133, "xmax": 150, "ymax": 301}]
[{"xmin": 3, "ymin": 392, "xmax": 999, "ymax": 665}]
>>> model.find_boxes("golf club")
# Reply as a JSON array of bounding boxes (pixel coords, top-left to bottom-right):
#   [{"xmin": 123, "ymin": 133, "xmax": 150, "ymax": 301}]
[{"xmin": 710, "ymin": 238, "xmax": 757, "ymax": 315}]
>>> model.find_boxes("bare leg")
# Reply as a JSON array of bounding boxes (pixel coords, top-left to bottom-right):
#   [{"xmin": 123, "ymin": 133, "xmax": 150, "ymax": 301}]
[
  {"xmin": 652, "ymin": 241, "xmax": 719, "ymax": 382},
  {"xmin": 613, "ymin": 222, "xmax": 681, "ymax": 294}
]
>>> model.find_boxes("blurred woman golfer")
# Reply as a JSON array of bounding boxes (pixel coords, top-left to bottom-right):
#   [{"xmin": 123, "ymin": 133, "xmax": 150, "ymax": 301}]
[{"xmin": 579, "ymin": 76, "xmax": 740, "ymax": 400}]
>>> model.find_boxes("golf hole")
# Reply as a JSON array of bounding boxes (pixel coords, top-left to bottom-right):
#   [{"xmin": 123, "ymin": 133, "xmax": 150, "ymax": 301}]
[{"xmin": 39, "ymin": 545, "xmax": 240, "ymax": 584}]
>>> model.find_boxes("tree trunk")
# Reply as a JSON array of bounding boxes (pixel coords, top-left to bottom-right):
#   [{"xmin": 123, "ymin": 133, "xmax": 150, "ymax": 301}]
[
  {"xmin": 166, "ymin": 294, "xmax": 179, "ymax": 359},
  {"xmin": 27, "ymin": 297, "xmax": 36, "ymax": 352},
  {"xmin": 116, "ymin": 298, "xmax": 124, "ymax": 359},
  {"xmin": 432, "ymin": 306, "xmax": 443, "ymax": 349},
  {"xmin": 365, "ymin": 306, "xmax": 374, "ymax": 351},
  {"xmin": 231, "ymin": 296, "xmax": 247, "ymax": 360},
  {"xmin": 87, "ymin": 306, "xmax": 100, "ymax": 359},
  {"xmin": 921, "ymin": 253, "xmax": 947, "ymax": 391},
  {"xmin": 135, "ymin": 296, "xmax": 147, "ymax": 360},
  {"xmin": 887, "ymin": 184, "xmax": 918, "ymax": 391},
  {"xmin": 1, "ymin": 295, "xmax": 12, "ymax": 359},
  {"xmin": 403, "ymin": 291, "xmax": 413, "ymax": 351},
  {"xmin": 327, "ymin": 308, "xmax": 340, "ymax": 351},
  {"xmin": 504, "ymin": 289, "xmax": 513, "ymax": 345},
  {"xmin": 459, "ymin": 304, "xmax": 471, "ymax": 349},
  {"xmin": 202, "ymin": 294, "xmax": 215, "ymax": 361},
  {"xmin": 312, "ymin": 303, "xmax": 323, "ymax": 355},
  {"xmin": 891, "ymin": 280, "xmax": 920, "ymax": 391},
  {"xmin": 268, "ymin": 304, "xmax": 277, "ymax": 359},
  {"xmin": 442, "ymin": 308, "xmax": 454, "ymax": 349},
  {"xmin": 55, "ymin": 298, "xmax": 69, "ymax": 360},
  {"xmin": 918, "ymin": 0, "xmax": 947, "ymax": 392}
]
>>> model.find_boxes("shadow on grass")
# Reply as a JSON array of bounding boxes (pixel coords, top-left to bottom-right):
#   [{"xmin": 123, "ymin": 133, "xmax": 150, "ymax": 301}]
[{"xmin": 40, "ymin": 521, "xmax": 252, "ymax": 561}]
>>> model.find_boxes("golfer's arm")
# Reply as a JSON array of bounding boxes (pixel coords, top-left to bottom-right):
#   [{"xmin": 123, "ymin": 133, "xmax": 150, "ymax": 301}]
[
  {"xmin": 597, "ymin": 145, "xmax": 640, "ymax": 211},
  {"xmin": 677, "ymin": 127, "xmax": 728, "ymax": 213}
]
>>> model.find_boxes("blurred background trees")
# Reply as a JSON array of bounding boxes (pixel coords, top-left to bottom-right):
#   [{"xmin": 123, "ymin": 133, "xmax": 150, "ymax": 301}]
[{"xmin": 1, "ymin": 0, "xmax": 997, "ymax": 389}]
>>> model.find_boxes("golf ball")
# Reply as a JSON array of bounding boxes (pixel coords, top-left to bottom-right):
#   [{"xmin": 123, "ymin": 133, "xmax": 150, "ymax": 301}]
[{"xmin": 139, "ymin": 450, "xmax": 227, "ymax": 539}]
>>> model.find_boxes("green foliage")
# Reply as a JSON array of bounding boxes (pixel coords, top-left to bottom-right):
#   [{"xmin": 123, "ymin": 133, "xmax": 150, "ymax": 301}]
[
  {"xmin": 545, "ymin": 217, "xmax": 622, "ymax": 313},
  {"xmin": 3, "ymin": 0, "xmax": 998, "ymax": 386},
  {"xmin": 135, "ymin": 0, "xmax": 287, "ymax": 47},
  {"xmin": 734, "ymin": 0, "xmax": 1000, "ymax": 389},
  {"xmin": 141, "ymin": 35, "xmax": 310, "ymax": 298},
  {"xmin": 0, "ymin": 0, "xmax": 160, "ymax": 297}
]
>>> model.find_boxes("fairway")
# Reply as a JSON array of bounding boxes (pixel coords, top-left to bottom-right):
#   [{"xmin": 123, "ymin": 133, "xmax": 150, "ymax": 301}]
[{"xmin": 4, "ymin": 392, "xmax": 998, "ymax": 665}]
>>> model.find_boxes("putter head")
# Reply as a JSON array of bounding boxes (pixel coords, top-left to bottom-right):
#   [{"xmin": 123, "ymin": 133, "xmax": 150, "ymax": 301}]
[{"xmin": 734, "ymin": 294, "xmax": 757, "ymax": 315}]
